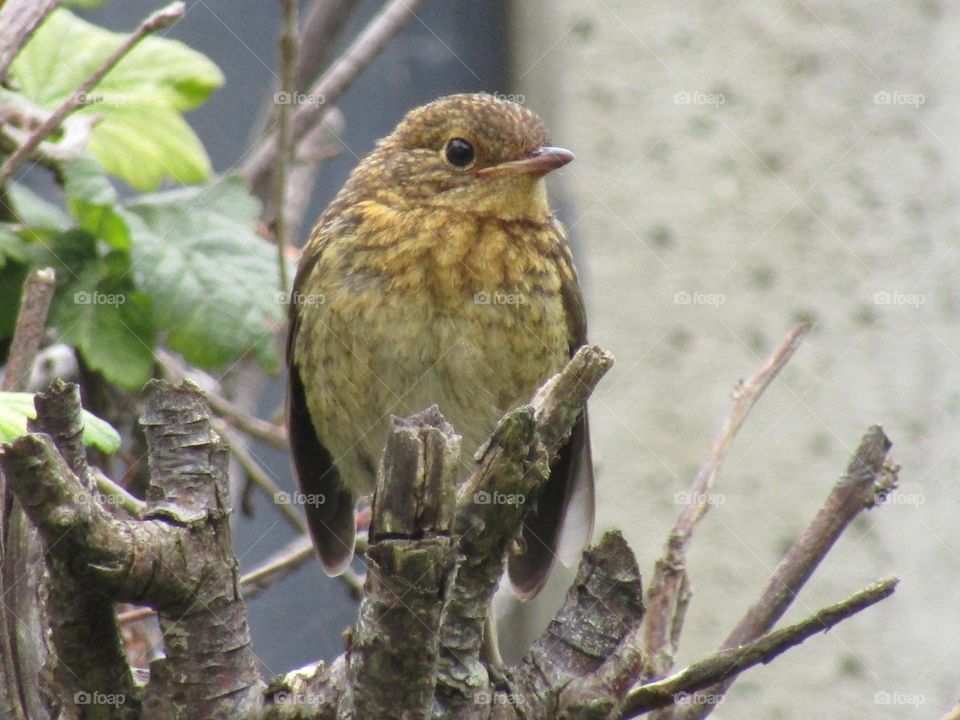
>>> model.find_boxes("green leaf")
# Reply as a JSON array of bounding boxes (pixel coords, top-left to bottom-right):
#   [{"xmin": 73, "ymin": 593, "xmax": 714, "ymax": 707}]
[
  {"xmin": 0, "ymin": 226, "xmax": 28, "ymax": 269},
  {"xmin": 0, "ymin": 392, "xmax": 121, "ymax": 454},
  {"xmin": 124, "ymin": 176, "xmax": 288, "ymax": 373},
  {"xmin": 86, "ymin": 104, "xmax": 210, "ymax": 190},
  {"xmin": 38, "ymin": 228, "xmax": 154, "ymax": 390},
  {"xmin": 51, "ymin": 285, "xmax": 154, "ymax": 390},
  {"xmin": 62, "ymin": 157, "xmax": 130, "ymax": 251},
  {"xmin": 8, "ymin": 184, "xmax": 71, "ymax": 230},
  {"xmin": 10, "ymin": 9, "xmax": 223, "ymax": 190}
]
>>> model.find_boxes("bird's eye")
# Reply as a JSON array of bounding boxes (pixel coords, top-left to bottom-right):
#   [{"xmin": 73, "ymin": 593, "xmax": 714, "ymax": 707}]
[{"xmin": 444, "ymin": 137, "xmax": 475, "ymax": 168}]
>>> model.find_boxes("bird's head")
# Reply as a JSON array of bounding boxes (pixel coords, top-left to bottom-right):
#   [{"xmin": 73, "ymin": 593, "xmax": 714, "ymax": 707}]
[{"xmin": 345, "ymin": 93, "xmax": 573, "ymax": 221}]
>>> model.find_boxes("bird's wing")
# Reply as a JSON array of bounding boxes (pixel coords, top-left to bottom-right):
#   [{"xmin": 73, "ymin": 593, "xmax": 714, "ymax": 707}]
[
  {"xmin": 286, "ymin": 233, "xmax": 356, "ymax": 576},
  {"xmin": 508, "ymin": 239, "xmax": 595, "ymax": 600}
]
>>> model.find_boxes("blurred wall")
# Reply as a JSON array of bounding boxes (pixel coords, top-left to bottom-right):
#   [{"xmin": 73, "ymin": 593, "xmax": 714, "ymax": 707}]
[{"xmin": 513, "ymin": 2, "xmax": 959, "ymax": 718}]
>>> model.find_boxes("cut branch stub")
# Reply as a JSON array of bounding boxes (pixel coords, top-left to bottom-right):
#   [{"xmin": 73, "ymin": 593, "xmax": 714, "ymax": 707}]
[
  {"xmin": 28, "ymin": 378, "xmax": 88, "ymax": 481},
  {"xmin": 136, "ymin": 379, "xmax": 262, "ymax": 719},
  {"xmin": 346, "ymin": 408, "xmax": 460, "ymax": 720},
  {"xmin": 371, "ymin": 406, "xmax": 459, "ymax": 538},
  {"xmin": 513, "ymin": 531, "xmax": 646, "ymax": 718},
  {"xmin": 140, "ymin": 378, "xmax": 228, "ymax": 523},
  {"xmin": 5, "ymin": 382, "xmax": 136, "ymax": 718}
]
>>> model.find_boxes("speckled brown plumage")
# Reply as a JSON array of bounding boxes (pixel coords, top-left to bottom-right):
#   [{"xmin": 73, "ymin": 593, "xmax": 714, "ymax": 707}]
[{"xmin": 287, "ymin": 93, "xmax": 593, "ymax": 598}]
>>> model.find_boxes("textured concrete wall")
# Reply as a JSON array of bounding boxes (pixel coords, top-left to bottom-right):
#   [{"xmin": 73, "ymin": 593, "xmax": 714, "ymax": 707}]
[{"xmin": 511, "ymin": 2, "xmax": 959, "ymax": 718}]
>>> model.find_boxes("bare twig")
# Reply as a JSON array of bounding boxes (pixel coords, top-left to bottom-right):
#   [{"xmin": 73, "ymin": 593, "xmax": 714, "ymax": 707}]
[
  {"xmin": 643, "ymin": 323, "xmax": 810, "ymax": 677},
  {"xmin": 284, "ymin": 109, "xmax": 345, "ymax": 243},
  {"xmin": 295, "ymin": 0, "xmax": 358, "ymax": 93},
  {"xmin": 244, "ymin": 0, "xmax": 425, "ymax": 190},
  {"xmin": 0, "ymin": 0, "xmax": 60, "ymax": 82},
  {"xmin": 671, "ymin": 425, "xmax": 897, "ymax": 720},
  {"xmin": 92, "ymin": 467, "xmax": 147, "ymax": 517},
  {"xmin": 1, "ymin": 268, "xmax": 56, "ymax": 391},
  {"xmin": 214, "ymin": 419, "xmax": 306, "ymax": 533},
  {"xmin": 622, "ymin": 577, "xmax": 898, "ymax": 717},
  {"xmin": 0, "ymin": 1, "xmax": 185, "ymax": 184},
  {"xmin": 270, "ymin": 0, "xmax": 298, "ymax": 294}
]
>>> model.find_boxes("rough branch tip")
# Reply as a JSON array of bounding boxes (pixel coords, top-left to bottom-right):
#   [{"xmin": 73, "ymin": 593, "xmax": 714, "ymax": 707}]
[{"xmin": 146, "ymin": 1, "xmax": 187, "ymax": 30}]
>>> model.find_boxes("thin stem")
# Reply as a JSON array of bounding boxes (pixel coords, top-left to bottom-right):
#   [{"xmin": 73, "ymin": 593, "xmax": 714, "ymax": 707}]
[
  {"xmin": 2, "ymin": 267, "xmax": 56, "ymax": 391},
  {"xmin": 0, "ymin": 2, "xmax": 185, "ymax": 184},
  {"xmin": 643, "ymin": 323, "xmax": 811, "ymax": 677},
  {"xmin": 244, "ymin": 0, "xmax": 425, "ymax": 189},
  {"xmin": 622, "ymin": 577, "xmax": 898, "ymax": 717},
  {"xmin": 271, "ymin": 0, "xmax": 298, "ymax": 294}
]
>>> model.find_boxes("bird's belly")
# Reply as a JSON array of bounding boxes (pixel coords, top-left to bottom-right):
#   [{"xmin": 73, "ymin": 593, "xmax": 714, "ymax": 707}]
[{"xmin": 297, "ymin": 284, "xmax": 569, "ymax": 495}]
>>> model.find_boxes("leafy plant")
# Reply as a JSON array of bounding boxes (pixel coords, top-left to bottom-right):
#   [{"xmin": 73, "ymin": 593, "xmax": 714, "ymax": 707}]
[
  {"xmin": 0, "ymin": 391, "xmax": 120, "ymax": 453},
  {"xmin": 0, "ymin": 9, "xmax": 289, "ymax": 391}
]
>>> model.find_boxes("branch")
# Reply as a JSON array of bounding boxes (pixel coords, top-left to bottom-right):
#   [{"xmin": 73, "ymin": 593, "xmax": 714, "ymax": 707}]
[
  {"xmin": 271, "ymin": 0, "xmax": 299, "ymax": 294},
  {"xmin": 434, "ymin": 345, "xmax": 615, "ymax": 715},
  {"xmin": 1, "ymin": 267, "xmax": 55, "ymax": 391},
  {"xmin": 214, "ymin": 418, "xmax": 306, "ymax": 532},
  {"xmin": 520, "ymin": 531, "xmax": 646, "ymax": 719},
  {"xmin": 294, "ymin": 0, "xmax": 358, "ymax": 93},
  {"xmin": 117, "ymin": 534, "xmax": 332, "ymax": 626},
  {"xmin": 643, "ymin": 323, "xmax": 810, "ymax": 677},
  {"xmin": 0, "ymin": 0, "xmax": 60, "ymax": 81},
  {"xmin": 622, "ymin": 577, "xmax": 898, "ymax": 716},
  {"xmin": 0, "ymin": 267, "xmax": 56, "ymax": 720},
  {"xmin": 0, "ymin": 1, "xmax": 185, "ymax": 184},
  {"xmin": 283, "ymin": 110, "xmax": 345, "ymax": 243},
  {"xmin": 2, "ymin": 380, "xmax": 264, "ymax": 718},
  {"xmin": 346, "ymin": 409, "xmax": 459, "ymax": 719},
  {"xmin": 244, "ymin": 0, "xmax": 424, "ymax": 191},
  {"xmin": 24, "ymin": 382, "xmax": 141, "ymax": 711},
  {"xmin": 670, "ymin": 425, "xmax": 897, "ymax": 720}
]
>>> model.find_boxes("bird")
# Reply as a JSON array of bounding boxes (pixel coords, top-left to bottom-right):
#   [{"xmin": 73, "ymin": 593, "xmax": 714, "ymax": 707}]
[{"xmin": 286, "ymin": 92, "xmax": 592, "ymax": 600}]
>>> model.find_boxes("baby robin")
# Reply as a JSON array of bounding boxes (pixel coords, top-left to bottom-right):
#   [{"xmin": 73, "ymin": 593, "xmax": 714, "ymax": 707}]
[{"xmin": 287, "ymin": 92, "xmax": 592, "ymax": 599}]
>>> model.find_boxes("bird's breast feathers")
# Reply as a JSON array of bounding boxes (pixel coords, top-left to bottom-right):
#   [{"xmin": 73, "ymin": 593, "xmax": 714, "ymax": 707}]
[{"xmin": 293, "ymin": 201, "xmax": 573, "ymax": 490}]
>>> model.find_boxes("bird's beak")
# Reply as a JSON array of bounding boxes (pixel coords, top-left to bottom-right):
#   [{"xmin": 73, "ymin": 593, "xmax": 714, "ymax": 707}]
[{"xmin": 477, "ymin": 146, "xmax": 574, "ymax": 178}]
